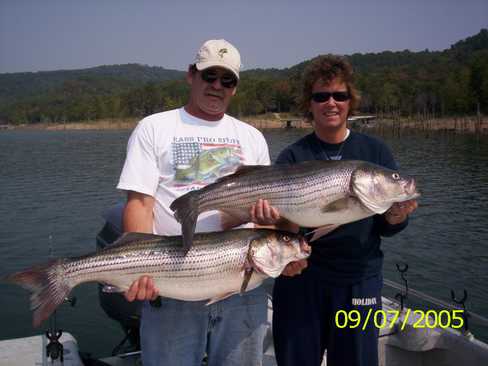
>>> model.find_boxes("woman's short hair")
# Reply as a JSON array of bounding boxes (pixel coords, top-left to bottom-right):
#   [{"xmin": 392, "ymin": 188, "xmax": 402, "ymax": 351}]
[{"xmin": 298, "ymin": 55, "xmax": 360, "ymax": 121}]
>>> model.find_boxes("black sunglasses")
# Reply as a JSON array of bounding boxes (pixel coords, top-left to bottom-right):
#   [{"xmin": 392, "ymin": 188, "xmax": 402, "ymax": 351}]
[
  {"xmin": 311, "ymin": 91, "xmax": 350, "ymax": 103},
  {"xmin": 200, "ymin": 69, "xmax": 238, "ymax": 89}
]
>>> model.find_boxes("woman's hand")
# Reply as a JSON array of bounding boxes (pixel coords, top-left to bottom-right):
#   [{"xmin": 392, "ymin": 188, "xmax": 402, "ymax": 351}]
[
  {"xmin": 281, "ymin": 259, "xmax": 308, "ymax": 277},
  {"xmin": 384, "ymin": 200, "xmax": 418, "ymax": 225},
  {"xmin": 250, "ymin": 199, "xmax": 281, "ymax": 225}
]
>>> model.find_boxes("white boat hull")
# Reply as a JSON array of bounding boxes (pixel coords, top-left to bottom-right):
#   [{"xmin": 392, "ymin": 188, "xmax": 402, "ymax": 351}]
[{"xmin": 1, "ymin": 296, "xmax": 487, "ymax": 366}]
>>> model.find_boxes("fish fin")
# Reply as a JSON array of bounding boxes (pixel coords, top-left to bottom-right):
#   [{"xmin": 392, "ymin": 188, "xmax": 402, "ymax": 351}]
[
  {"xmin": 321, "ymin": 198, "xmax": 350, "ymax": 213},
  {"xmin": 4, "ymin": 259, "xmax": 71, "ymax": 328},
  {"xmin": 169, "ymin": 190, "xmax": 200, "ymax": 252},
  {"xmin": 233, "ymin": 164, "xmax": 267, "ymax": 175},
  {"xmin": 240, "ymin": 269, "xmax": 253, "ymax": 294},
  {"xmin": 307, "ymin": 225, "xmax": 340, "ymax": 242},
  {"xmin": 220, "ymin": 209, "xmax": 252, "ymax": 230},
  {"xmin": 111, "ymin": 232, "xmax": 167, "ymax": 247},
  {"xmin": 212, "ymin": 165, "xmax": 267, "ymax": 184},
  {"xmin": 206, "ymin": 292, "xmax": 238, "ymax": 305},
  {"xmin": 240, "ymin": 257, "xmax": 254, "ymax": 294}
]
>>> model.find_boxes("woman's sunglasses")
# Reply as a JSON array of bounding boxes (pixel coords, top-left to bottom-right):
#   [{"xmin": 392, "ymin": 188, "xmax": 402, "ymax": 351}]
[
  {"xmin": 200, "ymin": 69, "xmax": 238, "ymax": 89},
  {"xmin": 311, "ymin": 91, "xmax": 350, "ymax": 103}
]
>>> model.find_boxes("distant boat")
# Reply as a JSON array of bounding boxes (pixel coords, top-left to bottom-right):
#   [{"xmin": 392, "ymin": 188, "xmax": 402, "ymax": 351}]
[{"xmin": 348, "ymin": 115, "xmax": 376, "ymax": 128}]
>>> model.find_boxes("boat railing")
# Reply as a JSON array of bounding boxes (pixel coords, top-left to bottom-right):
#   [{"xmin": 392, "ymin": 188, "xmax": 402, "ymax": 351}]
[{"xmin": 383, "ymin": 277, "xmax": 488, "ymax": 328}]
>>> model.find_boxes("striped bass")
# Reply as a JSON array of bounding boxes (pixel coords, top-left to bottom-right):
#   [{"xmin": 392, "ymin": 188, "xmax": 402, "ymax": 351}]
[
  {"xmin": 170, "ymin": 160, "xmax": 420, "ymax": 250},
  {"xmin": 3, "ymin": 229, "xmax": 310, "ymax": 327}
]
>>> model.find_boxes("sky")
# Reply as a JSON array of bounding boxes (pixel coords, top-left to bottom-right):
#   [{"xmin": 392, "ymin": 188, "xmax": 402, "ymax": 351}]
[{"xmin": 0, "ymin": 0, "xmax": 487, "ymax": 74}]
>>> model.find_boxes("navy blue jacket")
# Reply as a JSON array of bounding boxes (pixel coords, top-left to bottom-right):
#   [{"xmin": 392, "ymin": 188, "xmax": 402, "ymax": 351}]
[{"xmin": 276, "ymin": 131, "xmax": 408, "ymax": 284}]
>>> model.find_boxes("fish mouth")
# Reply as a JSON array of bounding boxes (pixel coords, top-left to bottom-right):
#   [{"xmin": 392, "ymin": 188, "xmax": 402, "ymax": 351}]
[
  {"xmin": 404, "ymin": 178, "xmax": 420, "ymax": 198},
  {"xmin": 300, "ymin": 237, "xmax": 312, "ymax": 255}
]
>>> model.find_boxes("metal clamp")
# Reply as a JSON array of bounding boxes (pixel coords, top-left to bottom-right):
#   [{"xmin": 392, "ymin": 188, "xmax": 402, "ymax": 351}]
[
  {"xmin": 46, "ymin": 329, "xmax": 64, "ymax": 363},
  {"xmin": 450, "ymin": 289, "xmax": 472, "ymax": 337},
  {"xmin": 64, "ymin": 296, "xmax": 77, "ymax": 307},
  {"xmin": 394, "ymin": 263, "xmax": 409, "ymax": 311}
]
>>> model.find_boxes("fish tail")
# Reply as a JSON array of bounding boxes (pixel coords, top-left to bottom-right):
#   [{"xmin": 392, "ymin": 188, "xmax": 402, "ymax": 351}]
[
  {"xmin": 3, "ymin": 259, "xmax": 71, "ymax": 327},
  {"xmin": 170, "ymin": 190, "xmax": 200, "ymax": 252}
]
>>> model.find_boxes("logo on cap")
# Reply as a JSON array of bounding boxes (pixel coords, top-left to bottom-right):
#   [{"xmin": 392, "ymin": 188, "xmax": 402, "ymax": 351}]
[{"xmin": 218, "ymin": 48, "xmax": 228, "ymax": 58}]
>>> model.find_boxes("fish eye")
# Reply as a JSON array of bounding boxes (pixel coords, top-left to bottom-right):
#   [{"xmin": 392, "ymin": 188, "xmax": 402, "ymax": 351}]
[{"xmin": 392, "ymin": 173, "xmax": 400, "ymax": 180}]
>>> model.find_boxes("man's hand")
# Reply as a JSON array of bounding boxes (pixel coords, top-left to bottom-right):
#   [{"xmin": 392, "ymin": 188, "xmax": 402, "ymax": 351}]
[
  {"xmin": 250, "ymin": 199, "xmax": 281, "ymax": 225},
  {"xmin": 281, "ymin": 259, "xmax": 308, "ymax": 277},
  {"xmin": 124, "ymin": 275, "xmax": 159, "ymax": 302},
  {"xmin": 249, "ymin": 199, "xmax": 300, "ymax": 233},
  {"xmin": 221, "ymin": 199, "xmax": 298, "ymax": 231},
  {"xmin": 384, "ymin": 200, "xmax": 418, "ymax": 225}
]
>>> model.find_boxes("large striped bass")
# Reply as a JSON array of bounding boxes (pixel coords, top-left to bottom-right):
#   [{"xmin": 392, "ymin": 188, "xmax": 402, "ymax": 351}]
[
  {"xmin": 170, "ymin": 160, "xmax": 420, "ymax": 250},
  {"xmin": 3, "ymin": 229, "xmax": 310, "ymax": 327}
]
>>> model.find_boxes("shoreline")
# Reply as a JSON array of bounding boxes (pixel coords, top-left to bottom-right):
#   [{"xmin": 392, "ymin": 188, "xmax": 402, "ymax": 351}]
[
  {"xmin": 1, "ymin": 115, "xmax": 487, "ymax": 133},
  {"xmin": 375, "ymin": 116, "xmax": 488, "ymax": 134}
]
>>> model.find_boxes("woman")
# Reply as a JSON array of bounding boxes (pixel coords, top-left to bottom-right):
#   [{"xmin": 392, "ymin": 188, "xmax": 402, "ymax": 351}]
[{"xmin": 268, "ymin": 55, "xmax": 418, "ymax": 366}]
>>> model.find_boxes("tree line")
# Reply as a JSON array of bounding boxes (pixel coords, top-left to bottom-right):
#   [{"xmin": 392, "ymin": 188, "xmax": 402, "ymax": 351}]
[{"xmin": 1, "ymin": 29, "xmax": 487, "ymax": 125}]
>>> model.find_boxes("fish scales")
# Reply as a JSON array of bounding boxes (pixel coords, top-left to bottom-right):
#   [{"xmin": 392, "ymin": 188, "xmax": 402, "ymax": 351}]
[
  {"xmin": 199, "ymin": 175, "xmax": 345, "ymax": 212},
  {"xmin": 64, "ymin": 237, "xmax": 248, "ymax": 284},
  {"xmin": 199, "ymin": 163, "xmax": 354, "ymax": 202},
  {"xmin": 198, "ymin": 166, "xmax": 353, "ymax": 212}
]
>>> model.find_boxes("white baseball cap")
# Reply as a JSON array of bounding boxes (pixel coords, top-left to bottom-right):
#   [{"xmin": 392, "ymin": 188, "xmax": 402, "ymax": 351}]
[{"xmin": 194, "ymin": 39, "xmax": 241, "ymax": 79}]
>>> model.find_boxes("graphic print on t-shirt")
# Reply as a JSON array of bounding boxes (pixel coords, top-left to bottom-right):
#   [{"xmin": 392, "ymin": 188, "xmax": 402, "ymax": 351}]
[{"xmin": 171, "ymin": 137, "xmax": 243, "ymax": 188}]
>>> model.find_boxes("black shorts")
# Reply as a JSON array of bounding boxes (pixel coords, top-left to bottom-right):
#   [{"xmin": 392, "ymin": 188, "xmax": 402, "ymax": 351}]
[{"xmin": 272, "ymin": 266, "xmax": 382, "ymax": 366}]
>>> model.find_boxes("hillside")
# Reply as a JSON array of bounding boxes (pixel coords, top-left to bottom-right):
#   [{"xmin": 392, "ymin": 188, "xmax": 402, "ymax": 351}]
[
  {"xmin": 0, "ymin": 64, "xmax": 185, "ymax": 107},
  {"xmin": 1, "ymin": 29, "xmax": 487, "ymax": 124}
]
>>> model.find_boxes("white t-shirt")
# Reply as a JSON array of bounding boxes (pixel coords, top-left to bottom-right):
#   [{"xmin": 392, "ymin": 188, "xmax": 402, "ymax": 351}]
[{"xmin": 117, "ymin": 107, "xmax": 270, "ymax": 235}]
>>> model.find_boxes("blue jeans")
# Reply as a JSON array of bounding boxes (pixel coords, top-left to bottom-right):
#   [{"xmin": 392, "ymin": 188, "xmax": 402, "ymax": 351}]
[{"xmin": 140, "ymin": 286, "xmax": 268, "ymax": 366}]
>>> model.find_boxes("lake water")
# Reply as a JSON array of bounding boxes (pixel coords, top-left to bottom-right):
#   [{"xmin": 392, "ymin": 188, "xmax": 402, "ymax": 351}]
[{"xmin": 0, "ymin": 128, "xmax": 487, "ymax": 357}]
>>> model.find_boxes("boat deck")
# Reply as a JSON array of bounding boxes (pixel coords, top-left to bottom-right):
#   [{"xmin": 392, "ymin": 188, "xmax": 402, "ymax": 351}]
[{"xmin": 1, "ymin": 296, "xmax": 487, "ymax": 366}]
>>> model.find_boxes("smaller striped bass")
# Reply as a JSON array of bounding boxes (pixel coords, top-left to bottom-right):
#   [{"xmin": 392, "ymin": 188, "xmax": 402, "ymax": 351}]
[{"xmin": 2, "ymin": 229, "xmax": 310, "ymax": 327}]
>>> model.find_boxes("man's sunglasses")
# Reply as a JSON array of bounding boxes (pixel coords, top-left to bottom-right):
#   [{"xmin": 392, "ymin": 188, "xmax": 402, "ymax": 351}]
[
  {"xmin": 311, "ymin": 91, "xmax": 350, "ymax": 103},
  {"xmin": 200, "ymin": 69, "xmax": 238, "ymax": 89}
]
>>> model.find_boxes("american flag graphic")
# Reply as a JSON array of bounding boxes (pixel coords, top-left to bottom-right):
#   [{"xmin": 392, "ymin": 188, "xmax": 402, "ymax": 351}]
[
  {"xmin": 172, "ymin": 142, "xmax": 242, "ymax": 167},
  {"xmin": 172, "ymin": 142, "xmax": 202, "ymax": 167}
]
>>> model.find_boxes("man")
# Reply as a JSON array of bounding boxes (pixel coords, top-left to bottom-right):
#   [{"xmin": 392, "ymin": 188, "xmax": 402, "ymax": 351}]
[{"xmin": 117, "ymin": 39, "xmax": 270, "ymax": 366}]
